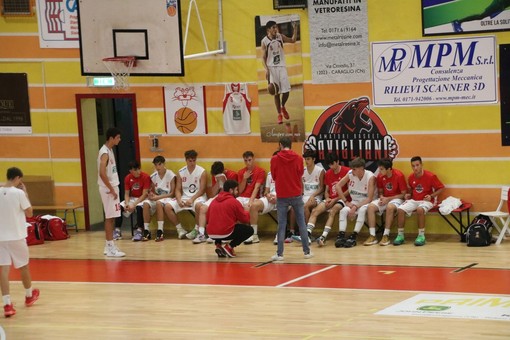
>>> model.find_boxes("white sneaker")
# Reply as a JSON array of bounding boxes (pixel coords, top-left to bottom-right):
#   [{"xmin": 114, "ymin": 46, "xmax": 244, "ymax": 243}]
[
  {"xmin": 271, "ymin": 254, "xmax": 284, "ymax": 262},
  {"xmin": 244, "ymin": 234, "xmax": 260, "ymax": 244},
  {"xmin": 192, "ymin": 234, "xmax": 206, "ymax": 244},
  {"xmin": 103, "ymin": 246, "xmax": 108, "ymax": 255},
  {"xmin": 186, "ymin": 229, "xmax": 198, "ymax": 240},
  {"xmin": 304, "ymin": 252, "xmax": 314, "ymax": 259},
  {"xmin": 273, "ymin": 234, "xmax": 278, "ymax": 245},
  {"xmin": 206, "ymin": 237, "xmax": 214, "ymax": 244},
  {"xmin": 177, "ymin": 227, "xmax": 187, "ymax": 239},
  {"xmin": 105, "ymin": 245, "xmax": 125, "ymax": 257},
  {"xmin": 244, "ymin": 236, "xmax": 253, "ymax": 244}
]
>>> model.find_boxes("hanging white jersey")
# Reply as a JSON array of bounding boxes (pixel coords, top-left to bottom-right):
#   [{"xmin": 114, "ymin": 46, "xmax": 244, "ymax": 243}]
[
  {"xmin": 348, "ymin": 170, "xmax": 375, "ymax": 204},
  {"xmin": 97, "ymin": 144, "xmax": 119, "ymax": 188},
  {"xmin": 223, "ymin": 83, "xmax": 251, "ymax": 135},
  {"xmin": 262, "ymin": 33, "xmax": 286, "ymax": 67},
  {"xmin": 302, "ymin": 165, "xmax": 324, "ymax": 199},
  {"xmin": 150, "ymin": 169, "xmax": 176, "ymax": 196},
  {"xmin": 179, "ymin": 165, "xmax": 207, "ymax": 200}
]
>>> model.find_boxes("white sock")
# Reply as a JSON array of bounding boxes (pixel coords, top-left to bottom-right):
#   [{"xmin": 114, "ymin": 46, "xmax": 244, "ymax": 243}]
[
  {"xmin": 176, "ymin": 223, "xmax": 183, "ymax": 230},
  {"xmin": 198, "ymin": 227, "xmax": 205, "ymax": 235},
  {"xmin": 398, "ymin": 228, "xmax": 404, "ymax": 235},
  {"xmin": 2, "ymin": 295, "xmax": 11, "ymax": 306},
  {"xmin": 157, "ymin": 221, "xmax": 164, "ymax": 230},
  {"xmin": 106, "ymin": 240, "xmax": 114, "ymax": 247},
  {"xmin": 369, "ymin": 227, "xmax": 376, "ymax": 236},
  {"xmin": 25, "ymin": 287, "xmax": 33, "ymax": 297},
  {"xmin": 252, "ymin": 224, "xmax": 258, "ymax": 234},
  {"xmin": 144, "ymin": 223, "xmax": 150, "ymax": 230},
  {"xmin": 322, "ymin": 226, "xmax": 331, "ymax": 238},
  {"xmin": 384, "ymin": 229, "xmax": 390, "ymax": 236}
]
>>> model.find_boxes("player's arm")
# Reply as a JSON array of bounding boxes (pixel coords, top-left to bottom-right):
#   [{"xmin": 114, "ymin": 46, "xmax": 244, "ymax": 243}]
[
  {"xmin": 174, "ymin": 173, "xmax": 184, "ymax": 205},
  {"xmin": 261, "ymin": 41, "xmax": 270, "ymax": 82},
  {"xmin": 18, "ymin": 182, "xmax": 33, "ymax": 217},
  {"xmin": 238, "ymin": 169, "xmax": 251, "ymax": 195},
  {"xmin": 335, "ymin": 174, "xmax": 350, "ymax": 203},
  {"xmin": 282, "ymin": 22, "xmax": 297, "ymax": 43},
  {"xmin": 311, "ymin": 169, "xmax": 325, "ymax": 199},
  {"xmin": 99, "ymin": 153, "xmax": 117, "ymax": 199}
]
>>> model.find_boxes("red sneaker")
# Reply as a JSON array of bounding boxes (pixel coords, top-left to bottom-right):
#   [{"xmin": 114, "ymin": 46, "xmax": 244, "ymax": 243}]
[
  {"xmin": 222, "ymin": 244, "xmax": 236, "ymax": 258},
  {"xmin": 277, "ymin": 114, "xmax": 283, "ymax": 124},
  {"xmin": 4, "ymin": 304, "xmax": 16, "ymax": 317},
  {"xmin": 281, "ymin": 106, "xmax": 290, "ymax": 119},
  {"xmin": 25, "ymin": 288, "xmax": 40, "ymax": 307}
]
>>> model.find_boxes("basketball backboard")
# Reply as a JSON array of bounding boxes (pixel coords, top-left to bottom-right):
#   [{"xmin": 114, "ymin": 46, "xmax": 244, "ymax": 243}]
[{"xmin": 78, "ymin": 0, "xmax": 184, "ymax": 76}]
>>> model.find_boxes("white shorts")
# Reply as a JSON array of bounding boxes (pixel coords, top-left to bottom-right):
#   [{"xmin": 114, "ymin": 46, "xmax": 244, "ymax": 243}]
[
  {"xmin": 369, "ymin": 198, "xmax": 404, "ymax": 215},
  {"xmin": 303, "ymin": 195, "xmax": 322, "ymax": 206},
  {"xmin": 202, "ymin": 197, "xmax": 215, "ymax": 208},
  {"xmin": 398, "ymin": 199, "xmax": 434, "ymax": 216},
  {"xmin": 120, "ymin": 197, "xmax": 144, "ymax": 218},
  {"xmin": 99, "ymin": 186, "xmax": 121, "ymax": 219},
  {"xmin": 269, "ymin": 66, "xmax": 291, "ymax": 94},
  {"xmin": 236, "ymin": 197, "xmax": 251, "ymax": 208},
  {"xmin": 140, "ymin": 199, "xmax": 159, "ymax": 216},
  {"xmin": 0, "ymin": 239, "xmax": 29, "ymax": 269},
  {"xmin": 167, "ymin": 196, "xmax": 206, "ymax": 214},
  {"xmin": 259, "ymin": 197, "xmax": 276, "ymax": 215}
]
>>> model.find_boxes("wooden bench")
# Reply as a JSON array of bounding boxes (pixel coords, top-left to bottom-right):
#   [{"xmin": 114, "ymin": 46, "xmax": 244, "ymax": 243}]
[{"xmin": 32, "ymin": 204, "xmax": 83, "ymax": 232}]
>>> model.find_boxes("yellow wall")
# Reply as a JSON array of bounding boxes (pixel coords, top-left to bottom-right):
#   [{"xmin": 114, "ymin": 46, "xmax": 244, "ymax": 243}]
[{"xmin": 1, "ymin": 1, "xmax": 510, "ymax": 233}]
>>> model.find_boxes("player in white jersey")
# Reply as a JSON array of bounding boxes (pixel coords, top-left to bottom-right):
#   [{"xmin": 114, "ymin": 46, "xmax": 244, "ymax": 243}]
[
  {"xmin": 261, "ymin": 20, "xmax": 298, "ymax": 124},
  {"xmin": 334, "ymin": 157, "xmax": 376, "ymax": 248},
  {"xmin": 97, "ymin": 127, "xmax": 125, "ymax": 257},
  {"xmin": 223, "ymin": 83, "xmax": 251, "ymax": 135},
  {"xmin": 164, "ymin": 150, "xmax": 207, "ymax": 241},
  {"xmin": 249, "ymin": 171, "xmax": 278, "ymax": 244},
  {"xmin": 137, "ymin": 156, "xmax": 176, "ymax": 242}
]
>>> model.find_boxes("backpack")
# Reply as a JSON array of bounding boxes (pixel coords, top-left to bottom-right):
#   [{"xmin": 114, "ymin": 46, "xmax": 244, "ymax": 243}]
[
  {"xmin": 465, "ymin": 214, "xmax": 493, "ymax": 247},
  {"xmin": 39, "ymin": 215, "xmax": 70, "ymax": 241},
  {"xmin": 25, "ymin": 217, "xmax": 45, "ymax": 246}
]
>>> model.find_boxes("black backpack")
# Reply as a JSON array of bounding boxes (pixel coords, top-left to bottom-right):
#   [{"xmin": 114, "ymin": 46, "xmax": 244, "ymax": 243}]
[{"xmin": 465, "ymin": 214, "xmax": 493, "ymax": 247}]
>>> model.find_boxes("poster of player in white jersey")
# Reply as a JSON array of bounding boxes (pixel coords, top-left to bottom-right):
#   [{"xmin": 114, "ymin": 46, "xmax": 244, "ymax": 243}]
[{"xmin": 255, "ymin": 14, "xmax": 305, "ymax": 143}]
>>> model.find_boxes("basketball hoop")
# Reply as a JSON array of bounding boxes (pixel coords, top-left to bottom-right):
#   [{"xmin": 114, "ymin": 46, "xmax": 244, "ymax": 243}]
[{"xmin": 102, "ymin": 56, "xmax": 137, "ymax": 90}]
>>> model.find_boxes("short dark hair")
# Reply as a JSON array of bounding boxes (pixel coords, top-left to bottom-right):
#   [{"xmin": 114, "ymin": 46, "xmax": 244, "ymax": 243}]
[
  {"xmin": 6, "ymin": 167, "xmax": 23, "ymax": 180},
  {"xmin": 349, "ymin": 157, "xmax": 365, "ymax": 169},
  {"xmin": 128, "ymin": 160, "xmax": 141, "ymax": 170},
  {"xmin": 266, "ymin": 20, "xmax": 277, "ymax": 30},
  {"xmin": 243, "ymin": 151, "xmax": 254, "ymax": 159},
  {"xmin": 325, "ymin": 153, "xmax": 339, "ymax": 165},
  {"xmin": 106, "ymin": 127, "xmax": 121, "ymax": 140},
  {"xmin": 303, "ymin": 150, "xmax": 316, "ymax": 159},
  {"xmin": 185, "ymin": 149, "xmax": 198, "ymax": 159},
  {"xmin": 377, "ymin": 158, "xmax": 393, "ymax": 170},
  {"xmin": 411, "ymin": 156, "xmax": 422, "ymax": 163},
  {"xmin": 279, "ymin": 136, "xmax": 291, "ymax": 149},
  {"xmin": 153, "ymin": 155, "xmax": 165, "ymax": 164},
  {"xmin": 223, "ymin": 179, "xmax": 238, "ymax": 192},
  {"xmin": 211, "ymin": 161, "xmax": 225, "ymax": 176}
]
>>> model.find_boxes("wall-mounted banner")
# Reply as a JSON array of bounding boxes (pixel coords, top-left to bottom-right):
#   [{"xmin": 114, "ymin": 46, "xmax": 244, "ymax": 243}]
[
  {"xmin": 371, "ymin": 36, "xmax": 497, "ymax": 106},
  {"xmin": 307, "ymin": 0, "xmax": 370, "ymax": 84},
  {"xmin": 164, "ymin": 85, "xmax": 207, "ymax": 136},
  {"xmin": 376, "ymin": 293, "xmax": 510, "ymax": 321},
  {"xmin": 422, "ymin": 0, "xmax": 510, "ymax": 36},
  {"xmin": 36, "ymin": 0, "xmax": 79, "ymax": 48},
  {"xmin": 303, "ymin": 97, "xmax": 399, "ymax": 173}
]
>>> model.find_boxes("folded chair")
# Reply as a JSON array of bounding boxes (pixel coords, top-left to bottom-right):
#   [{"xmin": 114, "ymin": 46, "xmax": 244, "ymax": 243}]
[{"xmin": 480, "ymin": 186, "xmax": 510, "ymax": 245}]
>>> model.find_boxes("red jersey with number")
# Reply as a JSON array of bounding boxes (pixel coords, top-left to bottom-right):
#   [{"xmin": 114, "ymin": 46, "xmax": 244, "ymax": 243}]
[{"xmin": 325, "ymin": 166, "xmax": 349, "ymax": 199}]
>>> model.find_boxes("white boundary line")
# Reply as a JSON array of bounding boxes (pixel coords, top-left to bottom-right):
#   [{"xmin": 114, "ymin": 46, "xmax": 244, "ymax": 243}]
[{"xmin": 275, "ymin": 264, "xmax": 337, "ymax": 288}]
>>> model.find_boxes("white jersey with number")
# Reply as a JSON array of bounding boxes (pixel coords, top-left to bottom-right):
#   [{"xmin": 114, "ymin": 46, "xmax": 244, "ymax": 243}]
[
  {"xmin": 348, "ymin": 170, "xmax": 375, "ymax": 204},
  {"xmin": 262, "ymin": 33, "xmax": 286, "ymax": 67},
  {"xmin": 150, "ymin": 169, "xmax": 176, "ymax": 196},
  {"xmin": 222, "ymin": 83, "xmax": 251, "ymax": 135},
  {"xmin": 97, "ymin": 144, "xmax": 119, "ymax": 188},
  {"xmin": 302, "ymin": 165, "xmax": 324, "ymax": 199},
  {"xmin": 179, "ymin": 165, "xmax": 207, "ymax": 200}
]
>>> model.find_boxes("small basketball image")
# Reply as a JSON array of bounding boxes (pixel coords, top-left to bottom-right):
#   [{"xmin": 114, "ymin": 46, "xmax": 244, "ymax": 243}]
[{"xmin": 174, "ymin": 107, "xmax": 198, "ymax": 134}]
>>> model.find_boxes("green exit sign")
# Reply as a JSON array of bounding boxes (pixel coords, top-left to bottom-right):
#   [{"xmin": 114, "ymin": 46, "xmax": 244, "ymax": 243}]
[{"xmin": 86, "ymin": 77, "xmax": 115, "ymax": 87}]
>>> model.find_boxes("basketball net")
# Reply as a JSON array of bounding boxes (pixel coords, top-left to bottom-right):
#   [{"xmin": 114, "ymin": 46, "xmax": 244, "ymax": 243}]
[{"xmin": 102, "ymin": 57, "xmax": 136, "ymax": 90}]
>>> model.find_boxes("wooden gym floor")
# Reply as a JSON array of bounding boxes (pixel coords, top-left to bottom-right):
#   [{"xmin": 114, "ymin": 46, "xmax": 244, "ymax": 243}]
[{"xmin": 1, "ymin": 230, "xmax": 509, "ymax": 339}]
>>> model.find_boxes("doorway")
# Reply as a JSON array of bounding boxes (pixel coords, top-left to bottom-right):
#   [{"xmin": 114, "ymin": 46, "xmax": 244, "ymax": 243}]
[{"xmin": 76, "ymin": 93, "xmax": 140, "ymax": 230}]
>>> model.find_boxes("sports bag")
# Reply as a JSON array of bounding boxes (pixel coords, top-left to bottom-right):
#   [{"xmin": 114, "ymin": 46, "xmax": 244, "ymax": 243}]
[
  {"xmin": 465, "ymin": 214, "xmax": 493, "ymax": 247},
  {"xmin": 39, "ymin": 215, "xmax": 70, "ymax": 241},
  {"xmin": 25, "ymin": 217, "xmax": 45, "ymax": 246}
]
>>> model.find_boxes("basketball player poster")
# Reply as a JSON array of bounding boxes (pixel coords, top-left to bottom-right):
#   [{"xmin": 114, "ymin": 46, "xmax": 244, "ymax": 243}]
[
  {"xmin": 164, "ymin": 84, "xmax": 207, "ymax": 135},
  {"xmin": 255, "ymin": 15, "xmax": 305, "ymax": 143}
]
